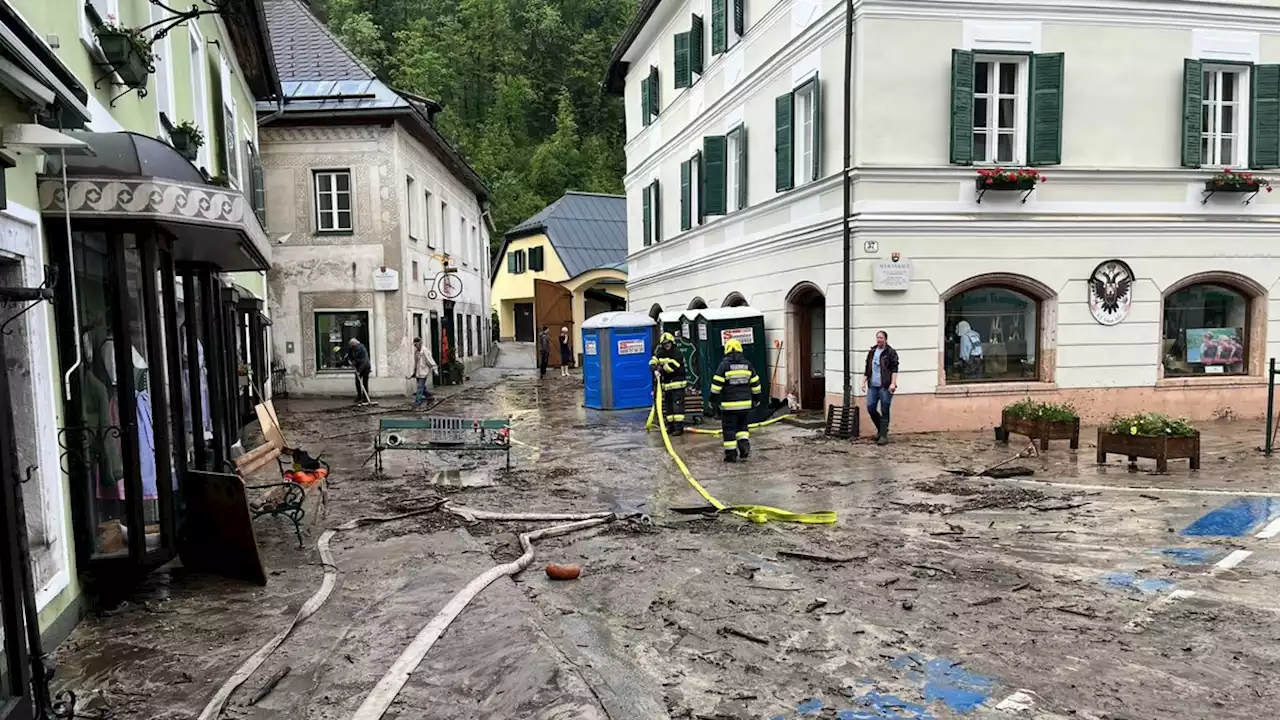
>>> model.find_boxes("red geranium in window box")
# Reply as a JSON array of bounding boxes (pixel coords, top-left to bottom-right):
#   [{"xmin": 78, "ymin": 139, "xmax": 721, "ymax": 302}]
[
  {"xmin": 975, "ymin": 167, "xmax": 1046, "ymax": 190},
  {"xmin": 1207, "ymin": 169, "xmax": 1273, "ymax": 193}
]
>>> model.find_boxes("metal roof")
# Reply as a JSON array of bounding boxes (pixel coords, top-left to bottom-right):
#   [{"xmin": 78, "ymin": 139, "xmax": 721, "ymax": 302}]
[{"xmin": 503, "ymin": 192, "xmax": 628, "ymax": 279}]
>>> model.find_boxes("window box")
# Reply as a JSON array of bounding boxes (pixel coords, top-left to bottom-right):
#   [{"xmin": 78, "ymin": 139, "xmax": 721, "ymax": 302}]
[
  {"xmin": 94, "ymin": 27, "xmax": 153, "ymax": 90},
  {"xmin": 169, "ymin": 121, "xmax": 204, "ymax": 161},
  {"xmin": 1203, "ymin": 171, "xmax": 1272, "ymax": 195},
  {"xmin": 1000, "ymin": 401, "xmax": 1080, "ymax": 452},
  {"xmin": 1096, "ymin": 414, "xmax": 1200, "ymax": 473},
  {"xmin": 975, "ymin": 167, "xmax": 1044, "ymax": 191}
]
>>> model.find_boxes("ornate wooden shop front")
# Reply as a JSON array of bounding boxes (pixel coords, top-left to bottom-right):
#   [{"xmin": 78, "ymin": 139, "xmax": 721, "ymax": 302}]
[{"xmin": 39, "ymin": 132, "xmax": 271, "ymax": 592}]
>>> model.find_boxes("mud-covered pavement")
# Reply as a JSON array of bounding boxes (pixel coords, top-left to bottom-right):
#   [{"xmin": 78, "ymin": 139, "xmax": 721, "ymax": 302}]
[{"xmin": 52, "ymin": 362, "xmax": 1280, "ymax": 719}]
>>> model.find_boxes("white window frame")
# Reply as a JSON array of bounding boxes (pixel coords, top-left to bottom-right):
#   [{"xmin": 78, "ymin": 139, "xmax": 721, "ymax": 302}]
[
  {"xmin": 219, "ymin": 51, "xmax": 240, "ymax": 189},
  {"xmin": 423, "ymin": 190, "xmax": 434, "ymax": 248},
  {"xmin": 313, "ymin": 170, "xmax": 354, "ymax": 233},
  {"xmin": 459, "ymin": 216, "xmax": 469, "ymax": 264},
  {"xmin": 793, "ymin": 81, "xmax": 817, "ymax": 186},
  {"xmin": 406, "ymin": 176, "xmax": 419, "ymax": 241},
  {"xmin": 149, "ymin": 4, "xmax": 177, "ymax": 135},
  {"xmin": 441, "ymin": 201, "xmax": 451, "ymax": 255},
  {"xmin": 971, "ymin": 54, "xmax": 1029, "ymax": 166},
  {"xmin": 81, "ymin": 0, "xmax": 120, "ymax": 49},
  {"xmin": 1201, "ymin": 64, "xmax": 1251, "ymax": 169},
  {"xmin": 189, "ymin": 22, "xmax": 211, "ymax": 171},
  {"xmin": 726, "ymin": 130, "xmax": 741, "ymax": 212}
]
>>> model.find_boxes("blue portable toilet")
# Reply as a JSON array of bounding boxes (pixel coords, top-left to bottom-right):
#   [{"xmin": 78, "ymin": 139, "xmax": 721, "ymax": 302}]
[{"xmin": 582, "ymin": 311, "xmax": 657, "ymax": 410}]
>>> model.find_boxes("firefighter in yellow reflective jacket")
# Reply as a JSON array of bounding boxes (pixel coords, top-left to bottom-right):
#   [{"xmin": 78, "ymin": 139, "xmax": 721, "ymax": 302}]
[
  {"xmin": 649, "ymin": 332, "xmax": 687, "ymax": 435},
  {"xmin": 708, "ymin": 338, "xmax": 762, "ymax": 462}
]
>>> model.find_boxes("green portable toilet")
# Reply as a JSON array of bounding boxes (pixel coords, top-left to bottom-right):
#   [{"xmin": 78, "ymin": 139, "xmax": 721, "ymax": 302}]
[
  {"xmin": 658, "ymin": 309, "xmax": 696, "ymax": 341},
  {"xmin": 693, "ymin": 307, "xmax": 769, "ymax": 411},
  {"xmin": 656, "ymin": 309, "xmax": 704, "ymax": 403}
]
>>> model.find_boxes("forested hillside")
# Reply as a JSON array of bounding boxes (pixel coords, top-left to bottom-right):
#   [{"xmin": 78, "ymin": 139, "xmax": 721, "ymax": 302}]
[{"xmin": 312, "ymin": 0, "xmax": 637, "ymax": 247}]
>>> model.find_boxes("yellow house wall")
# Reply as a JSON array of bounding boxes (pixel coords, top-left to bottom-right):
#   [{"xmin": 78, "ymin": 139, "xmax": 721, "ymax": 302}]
[
  {"xmin": 490, "ymin": 233, "xmax": 568, "ymax": 338},
  {"xmin": 562, "ymin": 269, "xmax": 630, "ymax": 357}
]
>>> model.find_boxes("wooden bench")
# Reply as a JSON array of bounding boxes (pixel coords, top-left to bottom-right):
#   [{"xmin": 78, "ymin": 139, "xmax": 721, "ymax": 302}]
[
  {"xmin": 373, "ymin": 416, "xmax": 511, "ymax": 474},
  {"xmin": 230, "ymin": 401, "xmax": 329, "ymax": 548}
]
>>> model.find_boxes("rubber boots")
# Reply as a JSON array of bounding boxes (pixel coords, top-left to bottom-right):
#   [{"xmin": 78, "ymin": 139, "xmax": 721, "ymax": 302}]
[
  {"xmin": 671, "ymin": 422, "xmax": 685, "ymax": 436},
  {"xmin": 723, "ymin": 449, "xmax": 738, "ymax": 463},
  {"xmin": 738, "ymin": 438, "xmax": 751, "ymax": 459},
  {"xmin": 876, "ymin": 422, "xmax": 890, "ymax": 445}
]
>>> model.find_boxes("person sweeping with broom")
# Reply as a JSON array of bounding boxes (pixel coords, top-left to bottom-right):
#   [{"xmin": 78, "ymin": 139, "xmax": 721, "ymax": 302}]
[{"xmin": 342, "ymin": 337, "xmax": 373, "ymax": 405}]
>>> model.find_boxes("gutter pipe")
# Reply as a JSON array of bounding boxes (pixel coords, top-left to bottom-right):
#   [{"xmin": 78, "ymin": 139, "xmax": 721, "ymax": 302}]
[{"xmin": 840, "ymin": 0, "xmax": 853, "ymax": 415}]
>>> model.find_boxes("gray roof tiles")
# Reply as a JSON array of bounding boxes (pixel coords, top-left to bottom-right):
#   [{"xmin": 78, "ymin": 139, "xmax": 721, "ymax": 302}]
[
  {"xmin": 263, "ymin": 0, "xmax": 371, "ymax": 82},
  {"xmin": 505, "ymin": 192, "xmax": 628, "ymax": 279}
]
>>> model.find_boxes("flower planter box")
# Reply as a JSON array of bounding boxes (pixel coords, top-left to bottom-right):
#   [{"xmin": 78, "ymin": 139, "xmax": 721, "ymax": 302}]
[
  {"xmin": 1000, "ymin": 411, "xmax": 1080, "ymax": 451},
  {"xmin": 1204, "ymin": 180, "xmax": 1261, "ymax": 193},
  {"xmin": 97, "ymin": 32, "xmax": 150, "ymax": 90},
  {"xmin": 975, "ymin": 176, "xmax": 1038, "ymax": 191},
  {"xmin": 1096, "ymin": 429, "xmax": 1200, "ymax": 473},
  {"xmin": 171, "ymin": 129, "xmax": 200, "ymax": 161}
]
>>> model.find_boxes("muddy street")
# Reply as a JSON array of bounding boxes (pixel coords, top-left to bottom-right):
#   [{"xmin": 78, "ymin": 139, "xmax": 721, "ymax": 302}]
[{"xmin": 52, "ymin": 366, "xmax": 1280, "ymax": 720}]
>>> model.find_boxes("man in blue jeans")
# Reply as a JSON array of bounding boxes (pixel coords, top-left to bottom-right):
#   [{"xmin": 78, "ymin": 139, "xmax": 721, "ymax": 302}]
[{"xmin": 862, "ymin": 329, "xmax": 899, "ymax": 445}]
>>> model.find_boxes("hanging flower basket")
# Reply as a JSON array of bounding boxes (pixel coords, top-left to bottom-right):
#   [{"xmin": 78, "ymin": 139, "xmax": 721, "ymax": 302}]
[
  {"xmin": 975, "ymin": 167, "xmax": 1046, "ymax": 191},
  {"xmin": 170, "ymin": 121, "xmax": 204, "ymax": 161},
  {"xmin": 94, "ymin": 22, "xmax": 155, "ymax": 90},
  {"xmin": 1205, "ymin": 170, "xmax": 1273, "ymax": 194}
]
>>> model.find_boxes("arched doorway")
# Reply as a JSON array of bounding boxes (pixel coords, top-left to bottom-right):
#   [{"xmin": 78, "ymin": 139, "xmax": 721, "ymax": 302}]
[
  {"xmin": 722, "ymin": 292, "xmax": 748, "ymax": 308},
  {"xmin": 648, "ymin": 303, "xmax": 663, "ymax": 321},
  {"xmin": 786, "ymin": 282, "xmax": 826, "ymax": 410},
  {"xmin": 688, "ymin": 297, "xmax": 708, "ymax": 310}
]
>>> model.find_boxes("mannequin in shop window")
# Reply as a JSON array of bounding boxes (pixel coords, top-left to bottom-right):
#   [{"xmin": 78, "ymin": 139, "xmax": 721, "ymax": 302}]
[
  {"xmin": 179, "ymin": 324, "xmax": 213, "ymax": 452},
  {"xmin": 955, "ymin": 320, "xmax": 985, "ymax": 379}
]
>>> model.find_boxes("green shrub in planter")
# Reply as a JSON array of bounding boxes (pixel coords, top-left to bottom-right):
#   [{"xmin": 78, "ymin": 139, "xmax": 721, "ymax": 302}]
[
  {"xmin": 1003, "ymin": 398, "xmax": 1079, "ymax": 423},
  {"xmin": 1106, "ymin": 412, "xmax": 1196, "ymax": 438},
  {"xmin": 94, "ymin": 24, "xmax": 155, "ymax": 90},
  {"xmin": 170, "ymin": 120, "xmax": 204, "ymax": 161}
]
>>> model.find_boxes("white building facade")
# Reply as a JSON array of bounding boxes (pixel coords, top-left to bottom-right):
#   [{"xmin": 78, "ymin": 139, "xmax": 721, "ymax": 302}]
[{"xmin": 607, "ymin": 0, "xmax": 1280, "ymax": 433}]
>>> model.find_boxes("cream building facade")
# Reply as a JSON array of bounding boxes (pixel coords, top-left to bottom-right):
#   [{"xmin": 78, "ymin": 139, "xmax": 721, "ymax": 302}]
[
  {"xmin": 260, "ymin": 0, "xmax": 491, "ymax": 398},
  {"xmin": 608, "ymin": 0, "xmax": 1280, "ymax": 432}
]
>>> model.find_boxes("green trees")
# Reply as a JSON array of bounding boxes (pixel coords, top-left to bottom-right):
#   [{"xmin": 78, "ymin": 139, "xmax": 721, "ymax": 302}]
[{"xmin": 313, "ymin": 0, "xmax": 635, "ymax": 251}]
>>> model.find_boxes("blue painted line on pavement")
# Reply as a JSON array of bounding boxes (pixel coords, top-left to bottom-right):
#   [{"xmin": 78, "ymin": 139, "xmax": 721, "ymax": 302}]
[
  {"xmin": 1102, "ymin": 571, "xmax": 1176, "ymax": 594},
  {"xmin": 774, "ymin": 654, "xmax": 998, "ymax": 718},
  {"xmin": 1153, "ymin": 547, "xmax": 1221, "ymax": 566},
  {"xmin": 796, "ymin": 698, "xmax": 824, "ymax": 715},
  {"xmin": 1181, "ymin": 497, "xmax": 1280, "ymax": 537}
]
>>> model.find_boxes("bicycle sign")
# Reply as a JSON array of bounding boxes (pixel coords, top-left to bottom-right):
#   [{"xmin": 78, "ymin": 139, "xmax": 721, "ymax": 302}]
[{"xmin": 428, "ymin": 268, "xmax": 463, "ymax": 300}]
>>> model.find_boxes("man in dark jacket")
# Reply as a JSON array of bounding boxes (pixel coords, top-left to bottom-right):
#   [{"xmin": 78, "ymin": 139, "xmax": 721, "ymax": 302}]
[
  {"xmin": 709, "ymin": 338, "xmax": 762, "ymax": 462},
  {"xmin": 342, "ymin": 337, "xmax": 373, "ymax": 403},
  {"xmin": 649, "ymin": 332, "xmax": 687, "ymax": 435},
  {"xmin": 861, "ymin": 330, "xmax": 899, "ymax": 445},
  {"xmin": 537, "ymin": 326, "xmax": 551, "ymax": 377}
]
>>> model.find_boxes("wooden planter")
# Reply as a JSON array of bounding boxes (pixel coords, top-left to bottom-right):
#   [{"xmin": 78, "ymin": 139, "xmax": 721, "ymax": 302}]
[
  {"xmin": 97, "ymin": 32, "xmax": 150, "ymax": 89},
  {"xmin": 170, "ymin": 129, "xmax": 201, "ymax": 161},
  {"xmin": 1000, "ymin": 411, "xmax": 1080, "ymax": 451},
  {"xmin": 1096, "ymin": 429, "xmax": 1201, "ymax": 473}
]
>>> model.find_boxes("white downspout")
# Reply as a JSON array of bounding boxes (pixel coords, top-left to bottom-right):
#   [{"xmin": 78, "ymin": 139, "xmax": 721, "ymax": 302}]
[{"xmin": 59, "ymin": 149, "xmax": 80, "ymax": 401}]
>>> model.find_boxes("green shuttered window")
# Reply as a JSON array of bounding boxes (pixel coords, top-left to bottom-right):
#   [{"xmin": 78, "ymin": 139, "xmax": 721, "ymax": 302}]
[
  {"xmin": 642, "ymin": 184, "xmax": 652, "ymax": 246},
  {"xmin": 649, "ymin": 66, "xmax": 659, "ymax": 118},
  {"xmin": 711, "ymin": 0, "xmax": 726, "ymax": 55},
  {"xmin": 694, "ymin": 150, "xmax": 705, "ymax": 224},
  {"xmin": 680, "ymin": 159, "xmax": 692, "ymax": 231},
  {"xmin": 729, "ymin": 125, "xmax": 747, "ymax": 210},
  {"xmin": 949, "ymin": 50, "xmax": 1065, "ymax": 167},
  {"xmin": 640, "ymin": 76, "xmax": 651, "ymax": 127},
  {"xmin": 691, "ymin": 14, "xmax": 704, "ymax": 75},
  {"xmin": 1180, "ymin": 59, "xmax": 1203, "ymax": 168},
  {"xmin": 775, "ymin": 93, "xmax": 794, "ymax": 192},
  {"xmin": 675, "ymin": 32, "xmax": 691, "ymax": 89},
  {"xmin": 651, "ymin": 179, "xmax": 661, "ymax": 243},
  {"xmin": 1253, "ymin": 64, "xmax": 1280, "ymax": 168},
  {"xmin": 734, "ymin": 0, "xmax": 744, "ymax": 36},
  {"xmin": 703, "ymin": 135, "xmax": 728, "ymax": 216}
]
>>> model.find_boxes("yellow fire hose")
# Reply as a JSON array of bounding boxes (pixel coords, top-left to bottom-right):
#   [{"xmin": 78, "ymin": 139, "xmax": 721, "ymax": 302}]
[{"xmin": 648, "ymin": 372, "xmax": 836, "ymax": 525}]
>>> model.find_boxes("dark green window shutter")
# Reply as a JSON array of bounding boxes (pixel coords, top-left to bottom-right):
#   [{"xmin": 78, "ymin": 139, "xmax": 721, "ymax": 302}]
[
  {"xmin": 674, "ymin": 33, "xmax": 691, "ymax": 89},
  {"xmin": 949, "ymin": 49, "xmax": 975, "ymax": 165},
  {"xmin": 680, "ymin": 158, "xmax": 692, "ymax": 231},
  {"xmin": 703, "ymin": 135, "xmax": 727, "ymax": 215},
  {"xmin": 1181, "ymin": 58, "xmax": 1204, "ymax": 168},
  {"xmin": 806, "ymin": 74, "xmax": 821, "ymax": 180},
  {"xmin": 642, "ymin": 184, "xmax": 652, "ymax": 246},
  {"xmin": 711, "ymin": 0, "xmax": 726, "ymax": 55},
  {"xmin": 649, "ymin": 66, "xmax": 659, "ymax": 117},
  {"xmin": 640, "ymin": 76, "xmax": 651, "ymax": 127},
  {"xmin": 651, "ymin": 180, "xmax": 662, "ymax": 242},
  {"xmin": 732, "ymin": 125, "xmax": 747, "ymax": 209},
  {"xmin": 530, "ymin": 246, "xmax": 544, "ymax": 271},
  {"xmin": 694, "ymin": 150, "xmax": 705, "ymax": 223},
  {"xmin": 775, "ymin": 93, "xmax": 794, "ymax": 192},
  {"xmin": 1252, "ymin": 64, "xmax": 1280, "ymax": 168},
  {"xmin": 1027, "ymin": 53, "xmax": 1065, "ymax": 166},
  {"xmin": 691, "ymin": 14, "xmax": 704, "ymax": 75},
  {"xmin": 733, "ymin": 0, "xmax": 744, "ymax": 36}
]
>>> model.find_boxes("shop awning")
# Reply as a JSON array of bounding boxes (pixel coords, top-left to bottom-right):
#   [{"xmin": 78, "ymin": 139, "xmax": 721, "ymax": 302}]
[
  {"xmin": 36, "ymin": 132, "xmax": 271, "ymax": 271},
  {"xmin": 0, "ymin": 5, "xmax": 90, "ymax": 127}
]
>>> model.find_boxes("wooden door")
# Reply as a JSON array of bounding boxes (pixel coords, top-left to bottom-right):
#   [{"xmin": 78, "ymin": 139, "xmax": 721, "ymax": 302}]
[
  {"xmin": 800, "ymin": 302, "xmax": 826, "ymax": 410},
  {"xmin": 514, "ymin": 303, "xmax": 534, "ymax": 342},
  {"xmin": 534, "ymin": 279, "xmax": 574, "ymax": 366}
]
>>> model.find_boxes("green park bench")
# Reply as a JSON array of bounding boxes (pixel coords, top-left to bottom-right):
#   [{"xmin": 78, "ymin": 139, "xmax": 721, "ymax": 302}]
[{"xmin": 373, "ymin": 416, "xmax": 512, "ymax": 474}]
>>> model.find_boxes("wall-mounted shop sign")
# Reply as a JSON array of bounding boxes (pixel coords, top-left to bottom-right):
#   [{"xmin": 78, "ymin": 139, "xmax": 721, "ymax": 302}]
[
  {"xmin": 373, "ymin": 266, "xmax": 399, "ymax": 292},
  {"xmin": 1088, "ymin": 259, "xmax": 1133, "ymax": 326},
  {"xmin": 873, "ymin": 256, "xmax": 913, "ymax": 292}
]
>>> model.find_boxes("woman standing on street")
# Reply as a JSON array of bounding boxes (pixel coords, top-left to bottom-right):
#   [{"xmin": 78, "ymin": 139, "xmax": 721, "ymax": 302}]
[{"xmin": 559, "ymin": 327, "xmax": 573, "ymax": 377}]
